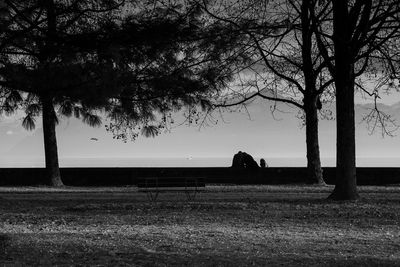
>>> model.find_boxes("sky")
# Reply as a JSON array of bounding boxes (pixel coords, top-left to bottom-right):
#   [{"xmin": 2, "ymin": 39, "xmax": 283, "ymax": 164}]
[
  {"xmin": 2, "ymin": 91, "xmax": 400, "ymax": 167},
  {"xmin": 2, "ymin": 2, "xmax": 400, "ymax": 168}
]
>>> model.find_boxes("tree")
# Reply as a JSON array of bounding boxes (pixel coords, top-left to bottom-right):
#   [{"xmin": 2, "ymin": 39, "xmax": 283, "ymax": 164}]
[
  {"xmin": 0, "ymin": 0, "xmax": 236, "ymax": 186},
  {"xmin": 0, "ymin": 0, "xmax": 117, "ymax": 185},
  {"xmin": 0, "ymin": 0, "xmax": 135, "ymax": 186},
  {"xmin": 198, "ymin": 0, "xmax": 334, "ymax": 185},
  {"xmin": 310, "ymin": 0, "xmax": 400, "ymax": 199}
]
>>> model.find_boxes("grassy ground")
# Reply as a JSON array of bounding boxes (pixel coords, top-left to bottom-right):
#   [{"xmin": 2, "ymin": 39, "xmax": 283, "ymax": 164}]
[{"xmin": 0, "ymin": 185, "xmax": 399, "ymax": 266}]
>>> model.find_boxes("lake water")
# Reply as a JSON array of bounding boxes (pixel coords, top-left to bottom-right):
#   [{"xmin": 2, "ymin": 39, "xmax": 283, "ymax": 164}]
[{"xmin": 1, "ymin": 157, "xmax": 400, "ymax": 167}]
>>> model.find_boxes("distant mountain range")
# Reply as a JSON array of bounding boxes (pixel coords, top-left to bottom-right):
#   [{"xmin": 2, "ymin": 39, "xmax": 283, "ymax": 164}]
[{"xmin": 1, "ymin": 96, "xmax": 400, "ymax": 167}]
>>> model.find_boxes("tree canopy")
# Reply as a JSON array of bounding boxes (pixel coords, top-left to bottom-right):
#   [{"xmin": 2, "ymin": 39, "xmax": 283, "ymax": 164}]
[{"xmin": 0, "ymin": 0, "xmax": 242, "ymax": 185}]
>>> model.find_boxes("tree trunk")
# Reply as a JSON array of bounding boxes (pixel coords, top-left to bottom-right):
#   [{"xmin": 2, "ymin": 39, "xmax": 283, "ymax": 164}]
[
  {"xmin": 305, "ymin": 98, "xmax": 325, "ymax": 185},
  {"xmin": 300, "ymin": 0, "xmax": 324, "ymax": 185},
  {"xmin": 41, "ymin": 95, "xmax": 63, "ymax": 187},
  {"xmin": 329, "ymin": 79, "xmax": 358, "ymax": 200},
  {"xmin": 329, "ymin": 76, "xmax": 358, "ymax": 200},
  {"xmin": 329, "ymin": 1, "xmax": 359, "ymax": 200}
]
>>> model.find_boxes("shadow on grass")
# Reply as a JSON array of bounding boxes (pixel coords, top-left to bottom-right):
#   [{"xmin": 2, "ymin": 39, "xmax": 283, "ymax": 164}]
[{"xmin": 1, "ymin": 233, "xmax": 398, "ymax": 266}]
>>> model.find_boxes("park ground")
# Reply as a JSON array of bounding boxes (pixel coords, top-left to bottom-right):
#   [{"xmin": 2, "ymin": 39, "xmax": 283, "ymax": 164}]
[{"xmin": 0, "ymin": 185, "xmax": 400, "ymax": 266}]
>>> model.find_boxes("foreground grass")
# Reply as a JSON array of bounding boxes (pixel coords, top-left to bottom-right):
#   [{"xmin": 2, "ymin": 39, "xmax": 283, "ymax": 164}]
[{"xmin": 0, "ymin": 185, "xmax": 399, "ymax": 266}]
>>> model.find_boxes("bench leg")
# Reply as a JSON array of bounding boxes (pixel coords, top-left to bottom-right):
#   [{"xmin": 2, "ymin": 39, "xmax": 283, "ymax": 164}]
[{"xmin": 147, "ymin": 191, "xmax": 159, "ymax": 202}]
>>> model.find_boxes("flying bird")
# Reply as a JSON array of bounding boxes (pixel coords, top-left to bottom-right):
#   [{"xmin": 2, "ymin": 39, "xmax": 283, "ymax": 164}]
[{"xmin": 90, "ymin": 138, "xmax": 98, "ymax": 141}]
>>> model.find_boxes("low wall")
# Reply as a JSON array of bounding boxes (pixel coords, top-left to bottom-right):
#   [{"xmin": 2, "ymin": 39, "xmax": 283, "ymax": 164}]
[{"xmin": 0, "ymin": 167, "xmax": 399, "ymax": 186}]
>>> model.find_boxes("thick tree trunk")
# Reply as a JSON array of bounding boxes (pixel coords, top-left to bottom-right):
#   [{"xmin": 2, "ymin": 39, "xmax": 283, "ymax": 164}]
[
  {"xmin": 39, "ymin": 0, "xmax": 63, "ymax": 187},
  {"xmin": 305, "ymin": 99, "xmax": 325, "ymax": 185},
  {"xmin": 329, "ymin": 79, "xmax": 358, "ymax": 200},
  {"xmin": 301, "ymin": 0, "xmax": 324, "ymax": 185},
  {"xmin": 329, "ymin": 77, "xmax": 358, "ymax": 200},
  {"xmin": 41, "ymin": 95, "xmax": 63, "ymax": 187},
  {"xmin": 329, "ymin": 1, "xmax": 359, "ymax": 200}
]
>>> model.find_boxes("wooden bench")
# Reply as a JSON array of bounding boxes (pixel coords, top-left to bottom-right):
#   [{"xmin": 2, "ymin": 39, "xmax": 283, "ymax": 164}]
[{"xmin": 137, "ymin": 177, "xmax": 206, "ymax": 201}]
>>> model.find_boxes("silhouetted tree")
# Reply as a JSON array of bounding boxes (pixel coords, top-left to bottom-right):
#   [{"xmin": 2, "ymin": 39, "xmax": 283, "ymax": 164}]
[
  {"xmin": 0, "ymin": 0, "xmax": 135, "ymax": 186},
  {"xmin": 0, "ymin": 0, "xmax": 237, "ymax": 186},
  {"xmin": 310, "ymin": 0, "xmax": 400, "ymax": 200},
  {"xmin": 199, "ymin": 0, "xmax": 334, "ymax": 185}
]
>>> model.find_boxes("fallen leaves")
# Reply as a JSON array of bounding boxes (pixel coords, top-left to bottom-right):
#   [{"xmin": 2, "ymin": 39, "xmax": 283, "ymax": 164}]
[{"xmin": 0, "ymin": 186, "xmax": 400, "ymax": 265}]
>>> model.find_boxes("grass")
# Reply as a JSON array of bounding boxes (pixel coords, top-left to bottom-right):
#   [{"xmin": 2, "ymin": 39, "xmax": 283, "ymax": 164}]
[{"xmin": 0, "ymin": 185, "xmax": 400, "ymax": 266}]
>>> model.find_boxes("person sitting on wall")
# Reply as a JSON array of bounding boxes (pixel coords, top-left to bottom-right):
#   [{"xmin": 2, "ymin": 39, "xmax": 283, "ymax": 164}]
[
  {"xmin": 260, "ymin": 158, "xmax": 268, "ymax": 168},
  {"xmin": 232, "ymin": 151, "xmax": 244, "ymax": 168},
  {"xmin": 232, "ymin": 151, "xmax": 259, "ymax": 170}
]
